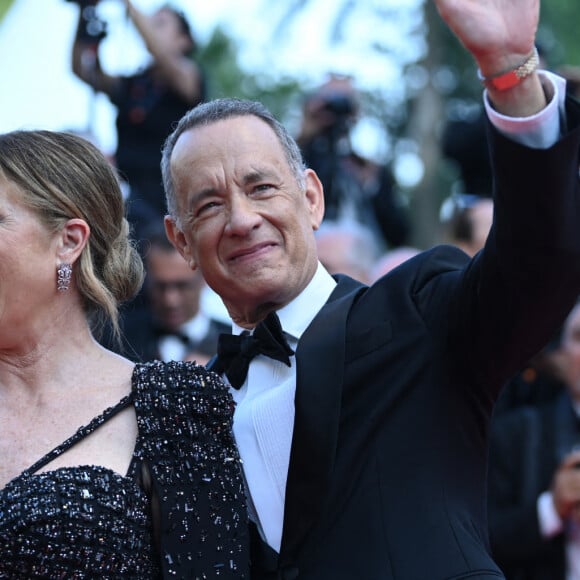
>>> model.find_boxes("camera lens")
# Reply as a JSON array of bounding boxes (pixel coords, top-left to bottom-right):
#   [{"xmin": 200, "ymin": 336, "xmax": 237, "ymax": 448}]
[{"xmin": 323, "ymin": 95, "xmax": 355, "ymax": 117}]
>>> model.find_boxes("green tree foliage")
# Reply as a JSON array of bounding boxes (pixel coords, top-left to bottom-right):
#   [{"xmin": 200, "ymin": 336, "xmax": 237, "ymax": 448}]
[
  {"xmin": 196, "ymin": 26, "xmax": 303, "ymax": 123},
  {"xmin": 0, "ymin": 0, "xmax": 15, "ymax": 23},
  {"xmin": 539, "ymin": 2, "xmax": 580, "ymax": 68}
]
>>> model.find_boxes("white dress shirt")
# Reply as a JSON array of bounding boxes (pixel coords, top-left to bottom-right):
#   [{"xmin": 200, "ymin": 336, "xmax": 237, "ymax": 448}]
[
  {"xmin": 483, "ymin": 70, "xmax": 565, "ymax": 149},
  {"xmin": 229, "ymin": 263, "xmax": 336, "ymax": 552},
  {"xmin": 158, "ymin": 311, "xmax": 212, "ymax": 362}
]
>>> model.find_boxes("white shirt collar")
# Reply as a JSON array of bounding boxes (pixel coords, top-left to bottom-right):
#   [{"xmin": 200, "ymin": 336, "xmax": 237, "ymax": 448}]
[
  {"xmin": 180, "ymin": 310, "xmax": 211, "ymax": 342},
  {"xmin": 231, "ymin": 262, "xmax": 336, "ymax": 341}
]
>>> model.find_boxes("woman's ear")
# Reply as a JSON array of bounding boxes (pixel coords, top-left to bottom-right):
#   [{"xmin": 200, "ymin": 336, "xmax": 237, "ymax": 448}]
[
  {"xmin": 165, "ymin": 215, "xmax": 197, "ymax": 270},
  {"xmin": 57, "ymin": 218, "xmax": 90, "ymax": 265}
]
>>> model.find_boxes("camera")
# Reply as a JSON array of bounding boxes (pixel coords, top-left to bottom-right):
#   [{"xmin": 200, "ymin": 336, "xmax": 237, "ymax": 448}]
[
  {"xmin": 67, "ymin": 0, "xmax": 107, "ymax": 43},
  {"xmin": 318, "ymin": 92, "xmax": 357, "ymax": 139},
  {"xmin": 65, "ymin": 0, "xmax": 100, "ymax": 5},
  {"xmin": 321, "ymin": 93, "xmax": 357, "ymax": 118}
]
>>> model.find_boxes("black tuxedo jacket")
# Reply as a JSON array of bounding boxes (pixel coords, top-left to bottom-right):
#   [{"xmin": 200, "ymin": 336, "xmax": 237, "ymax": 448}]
[
  {"xmin": 488, "ymin": 392, "xmax": 579, "ymax": 580},
  {"xmin": 233, "ymin": 97, "xmax": 580, "ymax": 579}
]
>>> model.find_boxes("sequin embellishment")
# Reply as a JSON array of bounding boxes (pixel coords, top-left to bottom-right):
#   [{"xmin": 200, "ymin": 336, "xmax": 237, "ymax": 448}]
[{"xmin": 0, "ymin": 361, "xmax": 249, "ymax": 578}]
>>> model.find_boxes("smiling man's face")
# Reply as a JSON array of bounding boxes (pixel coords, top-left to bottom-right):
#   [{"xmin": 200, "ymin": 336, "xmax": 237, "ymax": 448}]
[{"xmin": 165, "ymin": 114, "xmax": 325, "ymax": 327}]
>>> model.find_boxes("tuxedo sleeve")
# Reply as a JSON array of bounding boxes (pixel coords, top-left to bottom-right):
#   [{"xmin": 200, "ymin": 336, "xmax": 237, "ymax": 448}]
[
  {"xmin": 485, "ymin": 70, "xmax": 564, "ymax": 149},
  {"xmin": 444, "ymin": 94, "xmax": 580, "ymax": 397}
]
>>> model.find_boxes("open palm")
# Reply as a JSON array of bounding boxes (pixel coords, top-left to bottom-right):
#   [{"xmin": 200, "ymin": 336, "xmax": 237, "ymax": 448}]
[{"xmin": 434, "ymin": 0, "xmax": 539, "ymax": 69}]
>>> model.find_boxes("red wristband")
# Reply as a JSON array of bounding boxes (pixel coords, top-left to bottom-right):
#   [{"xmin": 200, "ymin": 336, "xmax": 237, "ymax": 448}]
[{"xmin": 477, "ymin": 47, "xmax": 540, "ymax": 91}]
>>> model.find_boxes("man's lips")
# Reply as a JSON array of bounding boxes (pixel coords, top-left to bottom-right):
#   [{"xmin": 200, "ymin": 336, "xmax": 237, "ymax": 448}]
[{"xmin": 227, "ymin": 242, "xmax": 277, "ymax": 261}]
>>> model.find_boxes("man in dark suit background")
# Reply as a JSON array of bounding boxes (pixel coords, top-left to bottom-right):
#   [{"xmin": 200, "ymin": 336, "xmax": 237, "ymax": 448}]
[
  {"xmin": 120, "ymin": 225, "xmax": 228, "ymax": 364},
  {"xmin": 489, "ymin": 301, "xmax": 580, "ymax": 580},
  {"xmin": 160, "ymin": 0, "xmax": 580, "ymax": 577}
]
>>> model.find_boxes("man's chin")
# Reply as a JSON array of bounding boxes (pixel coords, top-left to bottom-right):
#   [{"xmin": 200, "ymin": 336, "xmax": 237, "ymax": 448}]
[{"xmin": 159, "ymin": 317, "xmax": 186, "ymax": 331}]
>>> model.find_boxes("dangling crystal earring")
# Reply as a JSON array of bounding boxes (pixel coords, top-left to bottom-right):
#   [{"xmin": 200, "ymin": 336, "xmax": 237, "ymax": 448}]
[{"xmin": 57, "ymin": 263, "xmax": 72, "ymax": 292}]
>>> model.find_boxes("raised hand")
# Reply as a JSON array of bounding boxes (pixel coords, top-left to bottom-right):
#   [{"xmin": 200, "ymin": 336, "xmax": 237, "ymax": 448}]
[
  {"xmin": 434, "ymin": 0, "xmax": 544, "ymax": 116},
  {"xmin": 434, "ymin": 0, "xmax": 539, "ymax": 74}
]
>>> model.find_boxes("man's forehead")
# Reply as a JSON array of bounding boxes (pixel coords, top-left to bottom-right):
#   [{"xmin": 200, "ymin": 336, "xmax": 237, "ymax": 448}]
[
  {"xmin": 173, "ymin": 115, "xmax": 279, "ymax": 155},
  {"xmin": 170, "ymin": 123, "xmax": 291, "ymax": 186},
  {"xmin": 148, "ymin": 257, "xmax": 200, "ymax": 281}
]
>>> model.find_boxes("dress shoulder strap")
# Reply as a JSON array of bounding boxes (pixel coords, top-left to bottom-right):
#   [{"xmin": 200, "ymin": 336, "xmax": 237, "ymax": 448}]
[{"xmin": 23, "ymin": 392, "xmax": 134, "ymax": 476}]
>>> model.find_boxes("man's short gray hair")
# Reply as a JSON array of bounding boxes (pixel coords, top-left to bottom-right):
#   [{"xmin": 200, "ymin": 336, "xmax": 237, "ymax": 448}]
[{"xmin": 161, "ymin": 98, "xmax": 307, "ymax": 222}]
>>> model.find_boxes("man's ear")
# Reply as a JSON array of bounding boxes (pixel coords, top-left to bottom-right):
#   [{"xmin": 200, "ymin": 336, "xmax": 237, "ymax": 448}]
[
  {"xmin": 165, "ymin": 215, "xmax": 197, "ymax": 270},
  {"xmin": 304, "ymin": 168, "xmax": 325, "ymax": 230},
  {"xmin": 57, "ymin": 218, "xmax": 90, "ymax": 265}
]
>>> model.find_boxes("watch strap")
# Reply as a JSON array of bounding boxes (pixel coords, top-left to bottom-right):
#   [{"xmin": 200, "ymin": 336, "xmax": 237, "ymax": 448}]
[{"xmin": 477, "ymin": 47, "xmax": 540, "ymax": 91}]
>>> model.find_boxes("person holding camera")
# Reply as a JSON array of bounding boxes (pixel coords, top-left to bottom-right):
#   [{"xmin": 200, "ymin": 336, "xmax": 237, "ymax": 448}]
[
  {"xmin": 296, "ymin": 75, "xmax": 411, "ymax": 252},
  {"xmin": 70, "ymin": 0, "xmax": 205, "ymax": 244}
]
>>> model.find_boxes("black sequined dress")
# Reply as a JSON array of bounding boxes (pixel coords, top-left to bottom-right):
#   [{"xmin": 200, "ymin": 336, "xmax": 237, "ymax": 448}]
[{"xmin": 0, "ymin": 361, "xmax": 249, "ymax": 579}]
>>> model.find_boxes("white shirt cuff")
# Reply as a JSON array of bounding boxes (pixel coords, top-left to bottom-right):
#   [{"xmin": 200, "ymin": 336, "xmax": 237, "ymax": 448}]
[
  {"xmin": 484, "ymin": 70, "xmax": 566, "ymax": 149},
  {"xmin": 538, "ymin": 490, "xmax": 564, "ymax": 538}
]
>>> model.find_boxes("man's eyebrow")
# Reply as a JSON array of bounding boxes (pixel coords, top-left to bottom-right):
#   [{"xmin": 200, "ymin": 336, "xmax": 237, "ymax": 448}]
[
  {"xmin": 188, "ymin": 187, "xmax": 218, "ymax": 208},
  {"xmin": 187, "ymin": 169, "xmax": 280, "ymax": 208},
  {"xmin": 242, "ymin": 169, "xmax": 277, "ymax": 185}
]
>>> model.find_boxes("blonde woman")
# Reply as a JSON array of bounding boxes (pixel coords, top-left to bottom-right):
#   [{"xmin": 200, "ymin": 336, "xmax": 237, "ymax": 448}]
[{"xmin": 0, "ymin": 130, "xmax": 248, "ymax": 578}]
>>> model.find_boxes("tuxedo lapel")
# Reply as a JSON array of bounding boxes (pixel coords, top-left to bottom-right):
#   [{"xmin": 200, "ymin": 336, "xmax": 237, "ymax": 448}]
[{"xmin": 280, "ymin": 275, "xmax": 365, "ymax": 565}]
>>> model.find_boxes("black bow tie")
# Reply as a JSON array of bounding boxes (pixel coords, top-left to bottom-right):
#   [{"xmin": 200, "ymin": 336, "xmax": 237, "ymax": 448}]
[{"xmin": 213, "ymin": 312, "xmax": 294, "ymax": 389}]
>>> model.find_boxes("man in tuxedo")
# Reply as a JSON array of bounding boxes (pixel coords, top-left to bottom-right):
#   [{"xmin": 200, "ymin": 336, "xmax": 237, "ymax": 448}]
[
  {"xmin": 121, "ymin": 225, "xmax": 228, "ymax": 364},
  {"xmin": 161, "ymin": 0, "xmax": 580, "ymax": 576},
  {"xmin": 488, "ymin": 302, "xmax": 580, "ymax": 580}
]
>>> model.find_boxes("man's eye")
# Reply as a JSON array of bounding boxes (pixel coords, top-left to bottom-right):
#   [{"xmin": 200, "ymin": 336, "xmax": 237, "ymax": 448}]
[
  {"xmin": 197, "ymin": 201, "xmax": 219, "ymax": 215},
  {"xmin": 253, "ymin": 183, "xmax": 273, "ymax": 193}
]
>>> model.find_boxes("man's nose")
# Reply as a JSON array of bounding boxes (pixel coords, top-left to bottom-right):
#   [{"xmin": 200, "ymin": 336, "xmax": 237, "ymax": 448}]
[
  {"xmin": 162, "ymin": 286, "xmax": 183, "ymax": 306},
  {"xmin": 226, "ymin": 195, "xmax": 262, "ymax": 234}
]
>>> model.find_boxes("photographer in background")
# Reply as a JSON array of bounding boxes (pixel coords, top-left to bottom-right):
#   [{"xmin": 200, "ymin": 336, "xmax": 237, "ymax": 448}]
[
  {"xmin": 296, "ymin": 75, "xmax": 410, "ymax": 251},
  {"xmin": 69, "ymin": 0, "xmax": 206, "ymax": 245}
]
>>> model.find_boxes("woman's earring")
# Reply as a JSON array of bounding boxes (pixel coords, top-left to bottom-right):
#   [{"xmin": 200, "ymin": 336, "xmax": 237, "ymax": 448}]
[{"xmin": 57, "ymin": 263, "xmax": 73, "ymax": 292}]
